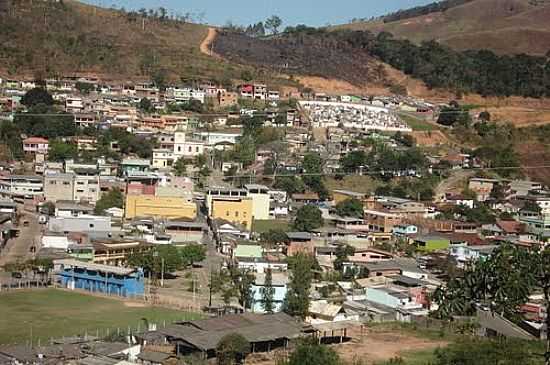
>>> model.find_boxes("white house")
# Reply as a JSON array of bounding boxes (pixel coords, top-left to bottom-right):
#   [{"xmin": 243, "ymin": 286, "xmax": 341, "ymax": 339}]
[{"xmin": 23, "ymin": 137, "xmax": 49, "ymax": 155}]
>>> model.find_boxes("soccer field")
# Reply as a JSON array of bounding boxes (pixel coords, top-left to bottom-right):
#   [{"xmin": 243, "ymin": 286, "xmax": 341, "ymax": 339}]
[{"xmin": 0, "ymin": 289, "xmax": 200, "ymax": 345}]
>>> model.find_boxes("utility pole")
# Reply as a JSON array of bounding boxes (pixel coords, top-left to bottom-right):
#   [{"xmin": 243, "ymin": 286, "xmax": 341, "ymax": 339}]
[{"xmin": 160, "ymin": 258, "xmax": 164, "ymax": 287}]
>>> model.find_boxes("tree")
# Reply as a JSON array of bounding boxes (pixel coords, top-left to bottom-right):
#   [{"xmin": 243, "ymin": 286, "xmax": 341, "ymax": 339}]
[
  {"xmin": 48, "ymin": 139, "xmax": 78, "ymax": 162},
  {"xmin": 335, "ymin": 198, "xmax": 364, "ymax": 218},
  {"xmin": 340, "ymin": 151, "xmax": 367, "ymax": 173},
  {"xmin": 94, "ymin": 189, "xmax": 123, "ymax": 215},
  {"xmin": 274, "ymin": 176, "xmax": 305, "ymax": 195},
  {"xmin": 75, "ymin": 82, "xmax": 94, "ymax": 95},
  {"xmin": 15, "ymin": 104, "xmax": 76, "ymax": 139},
  {"xmin": 432, "ymin": 243, "xmax": 550, "ymax": 364},
  {"xmin": 261, "ymin": 268, "xmax": 275, "ymax": 313},
  {"xmin": 334, "ymin": 245, "xmax": 355, "ymax": 273},
  {"xmin": 127, "ymin": 246, "xmax": 184, "ymax": 276},
  {"xmin": 302, "ymin": 153, "xmax": 329, "ymax": 200},
  {"xmin": 173, "ymin": 157, "xmax": 187, "ymax": 176},
  {"xmin": 265, "ymin": 15, "xmax": 282, "ymax": 34},
  {"xmin": 284, "ymin": 253, "xmax": 315, "ymax": 319},
  {"xmin": 179, "ymin": 244, "xmax": 206, "ymax": 267},
  {"xmin": 479, "ymin": 111, "xmax": 491, "ymax": 122},
  {"xmin": 216, "ymin": 333, "xmax": 250, "ymax": 365},
  {"xmin": 0, "ymin": 121, "xmax": 23, "ymax": 159},
  {"xmin": 21, "ymin": 87, "xmax": 53, "ymax": 108},
  {"xmin": 139, "ymin": 97, "xmax": 154, "ymax": 113},
  {"xmin": 260, "ymin": 229, "xmax": 289, "ymax": 248},
  {"xmin": 283, "ymin": 339, "xmax": 342, "ymax": 365},
  {"xmin": 294, "ymin": 205, "xmax": 323, "ymax": 232},
  {"xmin": 433, "ymin": 338, "xmax": 542, "ymax": 365}
]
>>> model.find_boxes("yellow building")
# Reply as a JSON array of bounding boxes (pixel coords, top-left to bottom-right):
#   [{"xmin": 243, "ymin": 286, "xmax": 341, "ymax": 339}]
[
  {"xmin": 125, "ymin": 195, "xmax": 197, "ymax": 220},
  {"xmin": 210, "ymin": 197, "xmax": 253, "ymax": 230}
]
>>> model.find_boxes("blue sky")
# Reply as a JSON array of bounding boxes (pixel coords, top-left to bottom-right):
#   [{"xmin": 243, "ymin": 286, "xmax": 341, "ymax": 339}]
[{"xmin": 83, "ymin": 0, "xmax": 434, "ymax": 26}]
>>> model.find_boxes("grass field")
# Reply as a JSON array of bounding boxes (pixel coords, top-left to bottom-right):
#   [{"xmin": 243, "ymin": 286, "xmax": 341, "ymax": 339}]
[
  {"xmin": 399, "ymin": 112, "xmax": 439, "ymax": 131},
  {"xmin": 0, "ymin": 289, "xmax": 200, "ymax": 345},
  {"xmin": 253, "ymin": 219, "xmax": 291, "ymax": 234}
]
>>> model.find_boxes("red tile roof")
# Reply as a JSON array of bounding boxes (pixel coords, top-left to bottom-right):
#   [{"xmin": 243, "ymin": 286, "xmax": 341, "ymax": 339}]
[
  {"xmin": 23, "ymin": 137, "xmax": 48, "ymax": 144},
  {"xmin": 496, "ymin": 220, "xmax": 522, "ymax": 234}
]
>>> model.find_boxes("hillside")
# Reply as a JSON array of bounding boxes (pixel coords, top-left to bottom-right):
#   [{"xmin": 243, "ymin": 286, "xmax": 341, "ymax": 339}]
[
  {"xmin": 0, "ymin": 0, "xmax": 255, "ymax": 82},
  {"xmin": 335, "ymin": 0, "xmax": 550, "ymax": 56},
  {"xmin": 212, "ymin": 30, "xmax": 389, "ymax": 89}
]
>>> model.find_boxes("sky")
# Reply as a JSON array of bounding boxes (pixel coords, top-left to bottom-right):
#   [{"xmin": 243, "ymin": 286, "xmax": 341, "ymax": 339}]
[{"xmin": 82, "ymin": 0, "xmax": 434, "ymax": 27}]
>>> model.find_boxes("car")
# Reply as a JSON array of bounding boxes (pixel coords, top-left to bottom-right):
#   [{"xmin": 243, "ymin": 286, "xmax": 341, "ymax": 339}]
[
  {"xmin": 38, "ymin": 215, "xmax": 48, "ymax": 224},
  {"xmin": 11, "ymin": 272, "xmax": 23, "ymax": 279},
  {"xmin": 22, "ymin": 220, "xmax": 30, "ymax": 227}
]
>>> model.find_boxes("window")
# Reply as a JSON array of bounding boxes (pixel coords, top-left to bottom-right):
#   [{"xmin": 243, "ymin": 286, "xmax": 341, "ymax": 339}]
[
  {"xmin": 63, "ymin": 182, "xmax": 70, "ymax": 186},
  {"xmin": 89, "ymin": 224, "xmax": 94, "ymax": 228},
  {"xmin": 235, "ymin": 211, "xmax": 239, "ymax": 218},
  {"xmin": 49, "ymin": 181, "xmax": 56, "ymax": 185},
  {"xmin": 226, "ymin": 211, "xmax": 230, "ymax": 217}
]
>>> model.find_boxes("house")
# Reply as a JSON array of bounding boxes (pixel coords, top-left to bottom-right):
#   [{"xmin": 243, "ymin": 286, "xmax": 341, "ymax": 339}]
[
  {"xmin": 0, "ymin": 175, "xmax": 44, "ymax": 200},
  {"xmin": 392, "ymin": 224, "xmax": 418, "ymax": 237},
  {"xmin": 347, "ymin": 258, "xmax": 427, "ymax": 279},
  {"xmin": 307, "ymin": 301, "xmax": 359, "ymax": 324},
  {"xmin": 91, "ymin": 239, "xmax": 152, "ymax": 265},
  {"xmin": 23, "ymin": 137, "xmax": 49, "ymax": 155},
  {"xmin": 164, "ymin": 221, "xmax": 207, "ymax": 243},
  {"xmin": 54, "ymin": 259, "xmax": 144, "ymax": 297},
  {"xmin": 244, "ymin": 184, "xmax": 270, "ymax": 220},
  {"xmin": 125, "ymin": 195, "xmax": 197, "ymax": 220},
  {"xmin": 73, "ymin": 168, "xmax": 100, "ymax": 203},
  {"xmin": 44, "ymin": 172, "xmax": 74, "ymax": 202},
  {"xmin": 55, "ymin": 200, "xmax": 94, "ymax": 217},
  {"xmin": 286, "ymin": 232, "xmax": 314, "ymax": 256},
  {"xmin": 121, "ymin": 158, "xmax": 151, "ymax": 176},
  {"xmin": 333, "ymin": 216, "xmax": 369, "ymax": 232},
  {"xmin": 48, "ymin": 215, "xmax": 111, "ymax": 233},
  {"xmin": 413, "ymin": 234, "xmax": 451, "ymax": 252},
  {"xmin": 364, "ymin": 209, "xmax": 402, "ymax": 233},
  {"xmin": 141, "ymin": 312, "xmax": 303, "ymax": 359},
  {"xmin": 449, "ymin": 245, "xmax": 498, "ymax": 268},
  {"xmin": 234, "ymin": 244, "xmax": 263, "ymax": 260},
  {"xmin": 346, "ymin": 248, "xmax": 393, "ymax": 264},
  {"xmin": 237, "ymin": 257, "xmax": 288, "ymax": 274},
  {"xmin": 444, "ymin": 193, "xmax": 474, "ymax": 209},
  {"xmin": 250, "ymin": 272, "xmax": 289, "ymax": 313},
  {"xmin": 207, "ymin": 189, "xmax": 254, "ymax": 230},
  {"xmin": 469, "ymin": 178, "xmax": 500, "ymax": 201},
  {"xmin": 269, "ymin": 202, "xmax": 289, "ymax": 218}
]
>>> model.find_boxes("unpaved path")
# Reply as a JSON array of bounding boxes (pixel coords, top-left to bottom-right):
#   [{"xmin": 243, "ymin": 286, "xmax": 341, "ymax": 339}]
[{"xmin": 200, "ymin": 27, "xmax": 221, "ymax": 59}]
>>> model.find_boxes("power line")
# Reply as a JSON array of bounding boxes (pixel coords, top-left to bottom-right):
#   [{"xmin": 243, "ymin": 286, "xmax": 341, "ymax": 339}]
[{"xmin": 217, "ymin": 165, "xmax": 550, "ymax": 180}]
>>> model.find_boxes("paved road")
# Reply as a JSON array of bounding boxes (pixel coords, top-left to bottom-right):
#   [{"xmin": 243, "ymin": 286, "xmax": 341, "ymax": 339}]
[{"xmin": 0, "ymin": 211, "xmax": 42, "ymax": 266}]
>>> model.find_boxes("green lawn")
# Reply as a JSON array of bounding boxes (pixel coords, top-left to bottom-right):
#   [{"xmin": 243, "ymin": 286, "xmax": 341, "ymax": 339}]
[
  {"xmin": 253, "ymin": 219, "xmax": 291, "ymax": 234},
  {"xmin": 399, "ymin": 112, "xmax": 439, "ymax": 131},
  {"xmin": 0, "ymin": 289, "xmax": 200, "ymax": 345}
]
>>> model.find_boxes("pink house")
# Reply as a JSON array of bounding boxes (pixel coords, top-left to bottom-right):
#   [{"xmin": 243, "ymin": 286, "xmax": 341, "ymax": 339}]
[{"xmin": 23, "ymin": 137, "xmax": 49, "ymax": 154}]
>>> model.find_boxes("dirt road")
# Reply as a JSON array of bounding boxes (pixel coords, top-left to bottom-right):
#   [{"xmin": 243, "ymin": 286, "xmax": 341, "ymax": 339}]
[
  {"xmin": 434, "ymin": 169, "xmax": 475, "ymax": 201},
  {"xmin": 200, "ymin": 27, "xmax": 220, "ymax": 59},
  {"xmin": 0, "ymin": 212, "xmax": 42, "ymax": 266}
]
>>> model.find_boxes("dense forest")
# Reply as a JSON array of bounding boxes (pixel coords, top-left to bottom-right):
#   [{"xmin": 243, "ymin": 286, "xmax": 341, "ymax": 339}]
[
  {"xmin": 382, "ymin": 0, "xmax": 474, "ymax": 23},
  {"xmin": 364, "ymin": 31, "xmax": 550, "ymax": 97}
]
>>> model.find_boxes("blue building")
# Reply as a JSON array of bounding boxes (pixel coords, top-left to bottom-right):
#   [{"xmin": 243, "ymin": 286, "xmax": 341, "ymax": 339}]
[
  {"xmin": 54, "ymin": 259, "xmax": 145, "ymax": 297},
  {"xmin": 250, "ymin": 272, "xmax": 288, "ymax": 313}
]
